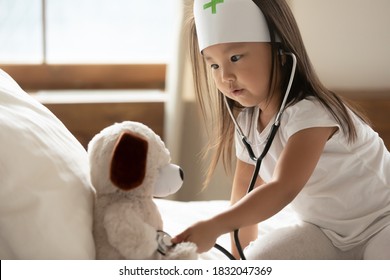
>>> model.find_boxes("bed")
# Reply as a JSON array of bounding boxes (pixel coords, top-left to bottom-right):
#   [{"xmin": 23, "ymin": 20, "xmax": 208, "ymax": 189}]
[
  {"xmin": 3, "ymin": 66, "xmax": 389, "ymax": 260},
  {"xmin": 154, "ymin": 198, "xmax": 299, "ymax": 260},
  {"xmin": 0, "ymin": 68, "xmax": 300, "ymax": 260}
]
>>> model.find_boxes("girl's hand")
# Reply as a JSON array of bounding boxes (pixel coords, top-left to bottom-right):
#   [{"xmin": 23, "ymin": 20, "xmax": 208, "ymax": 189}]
[{"xmin": 171, "ymin": 219, "xmax": 221, "ymax": 253}]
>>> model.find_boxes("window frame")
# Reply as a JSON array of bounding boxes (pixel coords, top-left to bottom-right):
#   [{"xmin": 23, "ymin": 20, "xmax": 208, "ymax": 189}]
[
  {"xmin": 0, "ymin": 64, "xmax": 166, "ymax": 91},
  {"xmin": 0, "ymin": 0, "xmax": 168, "ymax": 92}
]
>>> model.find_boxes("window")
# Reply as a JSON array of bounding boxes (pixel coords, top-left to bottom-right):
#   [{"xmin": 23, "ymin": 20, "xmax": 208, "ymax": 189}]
[
  {"xmin": 0, "ymin": 0, "xmax": 42, "ymax": 63},
  {"xmin": 0, "ymin": 0, "xmax": 177, "ymax": 90}
]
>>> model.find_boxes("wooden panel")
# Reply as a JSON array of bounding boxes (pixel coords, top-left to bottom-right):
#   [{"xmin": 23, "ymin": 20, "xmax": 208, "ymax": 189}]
[
  {"xmin": 0, "ymin": 64, "xmax": 166, "ymax": 91},
  {"xmin": 45, "ymin": 102, "xmax": 165, "ymax": 148},
  {"xmin": 40, "ymin": 90, "xmax": 389, "ymax": 151},
  {"xmin": 338, "ymin": 90, "xmax": 390, "ymax": 149}
]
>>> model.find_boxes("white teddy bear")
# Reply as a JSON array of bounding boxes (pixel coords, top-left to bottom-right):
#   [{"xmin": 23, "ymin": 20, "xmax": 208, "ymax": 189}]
[{"xmin": 88, "ymin": 121, "xmax": 197, "ymax": 260}]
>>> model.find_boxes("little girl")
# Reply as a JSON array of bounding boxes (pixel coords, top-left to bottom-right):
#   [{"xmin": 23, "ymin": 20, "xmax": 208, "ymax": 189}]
[{"xmin": 172, "ymin": 0, "xmax": 390, "ymax": 259}]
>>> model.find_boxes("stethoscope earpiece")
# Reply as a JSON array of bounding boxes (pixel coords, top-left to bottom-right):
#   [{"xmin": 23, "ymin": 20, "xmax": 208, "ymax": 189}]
[{"xmin": 279, "ymin": 48, "xmax": 287, "ymax": 66}]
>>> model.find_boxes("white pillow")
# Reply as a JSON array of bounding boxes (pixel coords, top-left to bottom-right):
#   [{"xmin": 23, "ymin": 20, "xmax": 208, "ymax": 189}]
[{"xmin": 0, "ymin": 69, "xmax": 96, "ymax": 259}]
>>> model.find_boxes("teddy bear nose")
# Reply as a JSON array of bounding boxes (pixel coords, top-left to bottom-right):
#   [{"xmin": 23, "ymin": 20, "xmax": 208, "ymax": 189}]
[{"xmin": 179, "ymin": 168, "xmax": 184, "ymax": 181}]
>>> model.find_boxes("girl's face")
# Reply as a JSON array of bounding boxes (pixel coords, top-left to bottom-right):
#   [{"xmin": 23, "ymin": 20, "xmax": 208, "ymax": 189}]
[{"xmin": 203, "ymin": 42, "xmax": 276, "ymax": 109}]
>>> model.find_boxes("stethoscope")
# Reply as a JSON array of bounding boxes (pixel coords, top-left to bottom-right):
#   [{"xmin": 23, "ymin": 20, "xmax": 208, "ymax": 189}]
[
  {"xmin": 157, "ymin": 51, "xmax": 297, "ymax": 260},
  {"xmin": 216, "ymin": 50, "xmax": 297, "ymax": 260}
]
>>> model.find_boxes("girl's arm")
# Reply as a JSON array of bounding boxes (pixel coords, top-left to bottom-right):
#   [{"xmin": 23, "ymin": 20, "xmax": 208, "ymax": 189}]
[
  {"xmin": 172, "ymin": 126, "xmax": 336, "ymax": 253},
  {"xmin": 230, "ymin": 159, "xmax": 264, "ymax": 259}
]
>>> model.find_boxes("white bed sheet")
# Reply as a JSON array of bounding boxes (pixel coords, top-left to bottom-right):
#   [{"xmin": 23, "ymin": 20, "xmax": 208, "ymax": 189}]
[{"xmin": 154, "ymin": 199, "xmax": 300, "ymax": 260}]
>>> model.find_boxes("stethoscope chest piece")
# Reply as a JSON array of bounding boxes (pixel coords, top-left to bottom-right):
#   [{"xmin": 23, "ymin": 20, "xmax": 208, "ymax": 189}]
[{"xmin": 156, "ymin": 230, "xmax": 173, "ymax": 256}]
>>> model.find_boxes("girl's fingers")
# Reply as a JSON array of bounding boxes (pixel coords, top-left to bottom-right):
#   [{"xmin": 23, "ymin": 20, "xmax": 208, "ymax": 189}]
[{"xmin": 171, "ymin": 231, "xmax": 188, "ymax": 244}]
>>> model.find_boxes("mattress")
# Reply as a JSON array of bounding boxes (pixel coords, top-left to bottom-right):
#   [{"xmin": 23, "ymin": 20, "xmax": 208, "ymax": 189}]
[{"xmin": 154, "ymin": 199, "xmax": 299, "ymax": 260}]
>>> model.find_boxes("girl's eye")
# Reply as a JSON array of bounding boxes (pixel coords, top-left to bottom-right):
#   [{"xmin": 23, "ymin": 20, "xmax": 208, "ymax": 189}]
[
  {"xmin": 210, "ymin": 64, "xmax": 219, "ymax": 70},
  {"xmin": 231, "ymin": 55, "xmax": 241, "ymax": 62}
]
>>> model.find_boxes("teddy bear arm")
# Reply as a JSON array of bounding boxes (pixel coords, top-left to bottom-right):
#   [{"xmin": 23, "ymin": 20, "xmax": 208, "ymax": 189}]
[{"xmin": 104, "ymin": 204, "xmax": 158, "ymax": 259}]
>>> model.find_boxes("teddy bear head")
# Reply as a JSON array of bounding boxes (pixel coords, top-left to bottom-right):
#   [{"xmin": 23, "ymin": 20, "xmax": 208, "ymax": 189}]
[{"xmin": 88, "ymin": 121, "xmax": 183, "ymax": 198}]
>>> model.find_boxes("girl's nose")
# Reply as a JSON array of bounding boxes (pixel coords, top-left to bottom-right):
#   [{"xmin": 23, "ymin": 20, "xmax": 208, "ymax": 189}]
[{"xmin": 221, "ymin": 67, "xmax": 235, "ymax": 83}]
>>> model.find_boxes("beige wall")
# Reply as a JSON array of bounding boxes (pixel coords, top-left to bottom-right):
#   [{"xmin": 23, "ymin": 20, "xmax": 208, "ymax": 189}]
[
  {"xmin": 169, "ymin": 52, "xmax": 233, "ymax": 201},
  {"xmin": 170, "ymin": 0, "xmax": 390, "ymax": 201},
  {"xmin": 292, "ymin": 0, "xmax": 390, "ymax": 89}
]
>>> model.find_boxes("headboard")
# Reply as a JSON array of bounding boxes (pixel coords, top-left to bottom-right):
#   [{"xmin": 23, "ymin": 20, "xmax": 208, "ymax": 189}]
[
  {"xmin": 338, "ymin": 90, "xmax": 390, "ymax": 149},
  {"xmin": 34, "ymin": 90, "xmax": 389, "ymax": 151}
]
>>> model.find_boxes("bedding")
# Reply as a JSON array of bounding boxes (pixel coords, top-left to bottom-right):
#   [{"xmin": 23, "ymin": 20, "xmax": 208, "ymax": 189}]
[
  {"xmin": 0, "ymin": 69, "xmax": 95, "ymax": 259},
  {"xmin": 154, "ymin": 199, "xmax": 299, "ymax": 260}
]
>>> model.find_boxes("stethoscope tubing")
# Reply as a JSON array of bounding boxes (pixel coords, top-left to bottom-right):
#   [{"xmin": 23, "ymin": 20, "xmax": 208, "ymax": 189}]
[{"xmin": 215, "ymin": 51, "xmax": 297, "ymax": 260}]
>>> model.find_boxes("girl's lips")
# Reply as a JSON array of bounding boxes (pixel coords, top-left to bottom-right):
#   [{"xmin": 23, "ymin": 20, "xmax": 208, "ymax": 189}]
[{"xmin": 231, "ymin": 89, "xmax": 244, "ymax": 96}]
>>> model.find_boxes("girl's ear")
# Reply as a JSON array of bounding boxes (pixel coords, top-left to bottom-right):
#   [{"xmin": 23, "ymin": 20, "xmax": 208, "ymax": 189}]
[{"xmin": 110, "ymin": 131, "xmax": 148, "ymax": 191}]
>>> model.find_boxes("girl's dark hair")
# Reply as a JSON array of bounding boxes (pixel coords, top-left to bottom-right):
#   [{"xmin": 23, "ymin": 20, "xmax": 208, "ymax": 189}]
[{"xmin": 185, "ymin": 0, "xmax": 368, "ymax": 187}]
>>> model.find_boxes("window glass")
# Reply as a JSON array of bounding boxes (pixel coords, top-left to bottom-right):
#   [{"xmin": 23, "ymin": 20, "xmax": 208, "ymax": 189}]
[
  {"xmin": 0, "ymin": 0, "xmax": 43, "ymax": 63},
  {"xmin": 0, "ymin": 0, "xmax": 176, "ymax": 64}
]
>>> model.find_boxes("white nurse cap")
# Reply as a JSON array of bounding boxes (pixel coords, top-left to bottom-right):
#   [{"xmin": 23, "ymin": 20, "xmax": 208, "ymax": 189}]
[{"xmin": 193, "ymin": 0, "xmax": 276, "ymax": 52}]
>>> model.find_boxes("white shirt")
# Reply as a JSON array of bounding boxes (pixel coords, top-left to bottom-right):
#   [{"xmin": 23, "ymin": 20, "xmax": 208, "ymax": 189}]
[{"xmin": 235, "ymin": 98, "xmax": 390, "ymax": 250}]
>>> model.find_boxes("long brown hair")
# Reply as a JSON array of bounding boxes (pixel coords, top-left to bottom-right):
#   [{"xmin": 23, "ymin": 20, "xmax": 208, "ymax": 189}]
[{"xmin": 185, "ymin": 0, "xmax": 368, "ymax": 187}]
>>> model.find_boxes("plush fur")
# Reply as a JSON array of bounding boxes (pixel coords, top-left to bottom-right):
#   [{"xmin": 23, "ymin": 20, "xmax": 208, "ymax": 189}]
[{"xmin": 88, "ymin": 121, "xmax": 197, "ymax": 260}]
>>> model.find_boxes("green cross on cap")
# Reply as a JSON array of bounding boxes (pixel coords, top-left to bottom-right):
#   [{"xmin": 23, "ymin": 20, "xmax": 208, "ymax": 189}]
[{"xmin": 203, "ymin": 0, "xmax": 224, "ymax": 14}]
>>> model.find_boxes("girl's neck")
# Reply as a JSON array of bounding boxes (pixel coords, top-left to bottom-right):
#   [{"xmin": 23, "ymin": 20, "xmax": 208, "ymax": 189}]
[{"xmin": 257, "ymin": 93, "xmax": 281, "ymax": 131}]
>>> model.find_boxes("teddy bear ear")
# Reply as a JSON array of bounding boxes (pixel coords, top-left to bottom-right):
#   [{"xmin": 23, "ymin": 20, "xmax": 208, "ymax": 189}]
[{"xmin": 110, "ymin": 131, "xmax": 148, "ymax": 191}]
